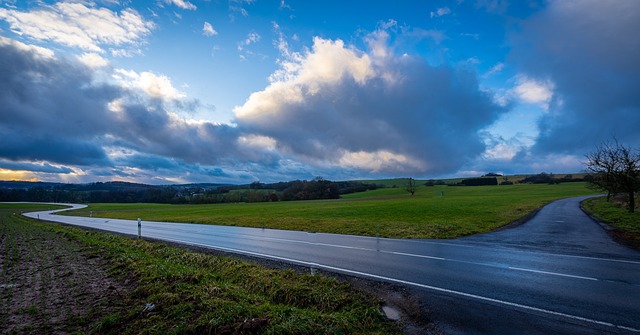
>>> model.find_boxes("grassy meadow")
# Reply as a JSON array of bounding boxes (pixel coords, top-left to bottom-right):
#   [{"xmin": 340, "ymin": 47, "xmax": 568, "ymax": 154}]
[
  {"xmin": 582, "ymin": 196, "xmax": 640, "ymax": 248},
  {"xmin": 1, "ymin": 204, "xmax": 398, "ymax": 334},
  {"xmin": 64, "ymin": 182, "xmax": 597, "ymax": 239}
]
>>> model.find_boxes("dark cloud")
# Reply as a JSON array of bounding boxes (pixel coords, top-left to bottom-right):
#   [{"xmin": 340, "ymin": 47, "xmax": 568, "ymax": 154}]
[
  {"xmin": 235, "ymin": 36, "xmax": 505, "ymax": 176},
  {"xmin": 0, "ymin": 160, "xmax": 74, "ymax": 174},
  {"xmin": 0, "ymin": 38, "xmax": 250, "ymax": 182},
  {"xmin": 0, "ymin": 40, "xmax": 116, "ymax": 166},
  {"xmin": 510, "ymin": 0, "xmax": 640, "ymax": 153}
]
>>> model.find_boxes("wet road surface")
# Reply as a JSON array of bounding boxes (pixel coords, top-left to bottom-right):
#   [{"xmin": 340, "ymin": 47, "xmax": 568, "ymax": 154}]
[{"xmin": 19, "ymin": 196, "xmax": 640, "ymax": 334}]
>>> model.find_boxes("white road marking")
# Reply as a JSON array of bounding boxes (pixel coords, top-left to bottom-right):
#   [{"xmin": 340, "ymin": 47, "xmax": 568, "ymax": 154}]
[
  {"xmin": 28, "ymin": 204, "xmax": 640, "ymax": 266},
  {"xmin": 156, "ymin": 237, "xmax": 640, "ymax": 334},
  {"xmin": 384, "ymin": 251, "xmax": 445, "ymax": 260},
  {"xmin": 508, "ymin": 266, "xmax": 599, "ymax": 281},
  {"xmin": 26, "ymin": 206, "xmax": 640, "ymax": 284}
]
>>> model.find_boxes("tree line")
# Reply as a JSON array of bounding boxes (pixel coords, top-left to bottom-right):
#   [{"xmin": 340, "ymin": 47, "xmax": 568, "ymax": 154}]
[{"xmin": 0, "ymin": 179, "xmax": 380, "ymax": 204}]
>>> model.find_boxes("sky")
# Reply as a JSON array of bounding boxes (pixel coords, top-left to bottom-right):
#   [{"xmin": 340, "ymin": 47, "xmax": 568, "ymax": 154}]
[{"xmin": 0, "ymin": 0, "xmax": 639, "ymax": 185}]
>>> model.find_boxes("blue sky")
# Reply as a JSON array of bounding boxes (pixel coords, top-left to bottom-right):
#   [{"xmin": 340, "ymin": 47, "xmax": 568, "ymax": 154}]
[{"xmin": 0, "ymin": 0, "xmax": 638, "ymax": 184}]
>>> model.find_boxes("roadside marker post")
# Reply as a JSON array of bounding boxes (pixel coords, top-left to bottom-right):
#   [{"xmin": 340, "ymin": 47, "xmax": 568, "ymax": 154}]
[{"xmin": 137, "ymin": 218, "xmax": 141, "ymax": 238}]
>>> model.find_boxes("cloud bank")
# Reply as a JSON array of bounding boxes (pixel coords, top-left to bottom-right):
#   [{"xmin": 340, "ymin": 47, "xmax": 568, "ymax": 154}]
[
  {"xmin": 0, "ymin": 37, "xmax": 244, "ymax": 183},
  {"xmin": 0, "ymin": 22, "xmax": 506, "ymax": 182},
  {"xmin": 511, "ymin": 0, "xmax": 640, "ymax": 155},
  {"xmin": 235, "ymin": 28, "xmax": 505, "ymax": 176},
  {"xmin": 6, "ymin": 0, "xmax": 636, "ymax": 184}
]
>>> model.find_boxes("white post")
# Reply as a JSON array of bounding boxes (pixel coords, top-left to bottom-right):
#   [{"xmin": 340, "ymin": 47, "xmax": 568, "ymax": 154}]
[{"xmin": 137, "ymin": 218, "xmax": 141, "ymax": 238}]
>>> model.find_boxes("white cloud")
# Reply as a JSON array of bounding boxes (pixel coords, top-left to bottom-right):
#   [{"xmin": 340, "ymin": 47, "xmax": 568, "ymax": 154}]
[
  {"xmin": 110, "ymin": 48, "xmax": 143, "ymax": 58},
  {"xmin": 430, "ymin": 7, "xmax": 451, "ymax": 18},
  {"xmin": 234, "ymin": 28, "xmax": 504, "ymax": 176},
  {"xmin": 484, "ymin": 143, "xmax": 519, "ymax": 160},
  {"xmin": 0, "ymin": 36, "xmax": 54, "ymax": 60},
  {"xmin": 294, "ymin": 37, "xmax": 374, "ymax": 87},
  {"xmin": 113, "ymin": 69, "xmax": 187, "ymax": 101},
  {"xmin": 0, "ymin": 3, "xmax": 154, "ymax": 53},
  {"xmin": 77, "ymin": 52, "xmax": 109, "ymax": 68},
  {"xmin": 338, "ymin": 150, "xmax": 426, "ymax": 173},
  {"xmin": 166, "ymin": 0, "xmax": 197, "ymax": 10},
  {"xmin": 237, "ymin": 32, "xmax": 261, "ymax": 51},
  {"xmin": 202, "ymin": 21, "xmax": 218, "ymax": 36},
  {"xmin": 237, "ymin": 135, "xmax": 277, "ymax": 151},
  {"xmin": 512, "ymin": 76, "xmax": 554, "ymax": 109}
]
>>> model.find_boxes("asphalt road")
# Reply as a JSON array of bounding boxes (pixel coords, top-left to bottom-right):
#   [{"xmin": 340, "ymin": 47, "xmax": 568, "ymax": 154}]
[{"xmin": 20, "ymin": 196, "xmax": 640, "ymax": 334}]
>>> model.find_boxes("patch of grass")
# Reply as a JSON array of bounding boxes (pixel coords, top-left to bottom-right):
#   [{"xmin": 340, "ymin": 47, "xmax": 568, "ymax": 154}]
[
  {"xmin": 94, "ymin": 314, "xmax": 121, "ymax": 332},
  {"xmin": 65, "ymin": 183, "xmax": 597, "ymax": 238},
  {"xmin": 582, "ymin": 196, "xmax": 640, "ymax": 249},
  {"xmin": 19, "ymin": 305, "xmax": 40, "ymax": 315},
  {"xmin": 7, "ymin": 208, "xmax": 397, "ymax": 334}
]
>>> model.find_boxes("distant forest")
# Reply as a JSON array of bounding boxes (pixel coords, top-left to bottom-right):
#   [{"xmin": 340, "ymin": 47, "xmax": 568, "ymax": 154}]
[
  {"xmin": 0, "ymin": 179, "xmax": 381, "ymax": 204},
  {"xmin": 0, "ymin": 173, "xmax": 587, "ymax": 204}
]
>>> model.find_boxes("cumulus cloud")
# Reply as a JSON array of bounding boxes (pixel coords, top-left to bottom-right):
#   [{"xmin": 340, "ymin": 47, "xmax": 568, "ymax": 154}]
[
  {"xmin": 512, "ymin": 76, "xmax": 554, "ymax": 110},
  {"xmin": 0, "ymin": 37, "xmax": 251, "ymax": 183},
  {"xmin": 511, "ymin": 0, "xmax": 640, "ymax": 154},
  {"xmin": 202, "ymin": 21, "xmax": 218, "ymax": 36},
  {"xmin": 166, "ymin": 0, "xmax": 197, "ymax": 10},
  {"xmin": 77, "ymin": 52, "xmax": 110, "ymax": 68},
  {"xmin": 234, "ymin": 28, "xmax": 505, "ymax": 176},
  {"xmin": 113, "ymin": 69, "xmax": 187, "ymax": 102},
  {"xmin": 0, "ymin": 2, "xmax": 154, "ymax": 53}
]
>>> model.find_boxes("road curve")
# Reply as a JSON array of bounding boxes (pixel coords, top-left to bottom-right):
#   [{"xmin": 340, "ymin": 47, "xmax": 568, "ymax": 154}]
[{"xmin": 17, "ymin": 197, "xmax": 640, "ymax": 334}]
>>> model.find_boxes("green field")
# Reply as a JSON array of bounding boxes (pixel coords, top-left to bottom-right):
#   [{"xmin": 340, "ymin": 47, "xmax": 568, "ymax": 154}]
[
  {"xmin": 1, "ymin": 204, "xmax": 397, "ymax": 334},
  {"xmin": 64, "ymin": 183, "xmax": 597, "ymax": 239},
  {"xmin": 582, "ymin": 196, "xmax": 640, "ymax": 248}
]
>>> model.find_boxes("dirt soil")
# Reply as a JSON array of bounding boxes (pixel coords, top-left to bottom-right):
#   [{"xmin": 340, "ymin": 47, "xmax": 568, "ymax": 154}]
[
  {"xmin": 1, "ymin": 215, "xmax": 440, "ymax": 335},
  {"xmin": 0, "ymin": 215, "xmax": 129, "ymax": 334}
]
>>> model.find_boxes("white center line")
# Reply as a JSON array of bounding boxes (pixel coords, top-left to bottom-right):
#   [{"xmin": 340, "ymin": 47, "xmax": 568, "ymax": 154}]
[
  {"xmin": 385, "ymin": 251, "xmax": 445, "ymax": 260},
  {"xmin": 508, "ymin": 266, "xmax": 599, "ymax": 281}
]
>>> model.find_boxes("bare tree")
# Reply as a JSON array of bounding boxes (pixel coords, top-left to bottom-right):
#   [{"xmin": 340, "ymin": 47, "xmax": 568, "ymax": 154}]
[
  {"xmin": 406, "ymin": 178, "xmax": 417, "ymax": 196},
  {"xmin": 585, "ymin": 139, "xmax": 640, "ymax": 213}
]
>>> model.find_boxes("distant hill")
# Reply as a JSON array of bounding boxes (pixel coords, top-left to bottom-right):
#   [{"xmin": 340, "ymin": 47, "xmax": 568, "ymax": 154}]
[
  {"xmin": 0, "ymin": 180, "xmax": 65, "ymax": 190},
  {"xmin": 0, "ymin": 180, "xmax": 230, "ymax": 191}
]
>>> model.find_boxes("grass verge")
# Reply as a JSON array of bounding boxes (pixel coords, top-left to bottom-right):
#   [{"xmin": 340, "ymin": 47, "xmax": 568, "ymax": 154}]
[
  {"xmin": 1, "ymin": 204, "xmax": 398, "ymax": 334},
  {"xmin": 66, "ymin": 183, "xmax": 597, "ymax": 238},
  {"xmin": 582, "ymin": 196, "xmax": 640, "ymax": 250}
]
